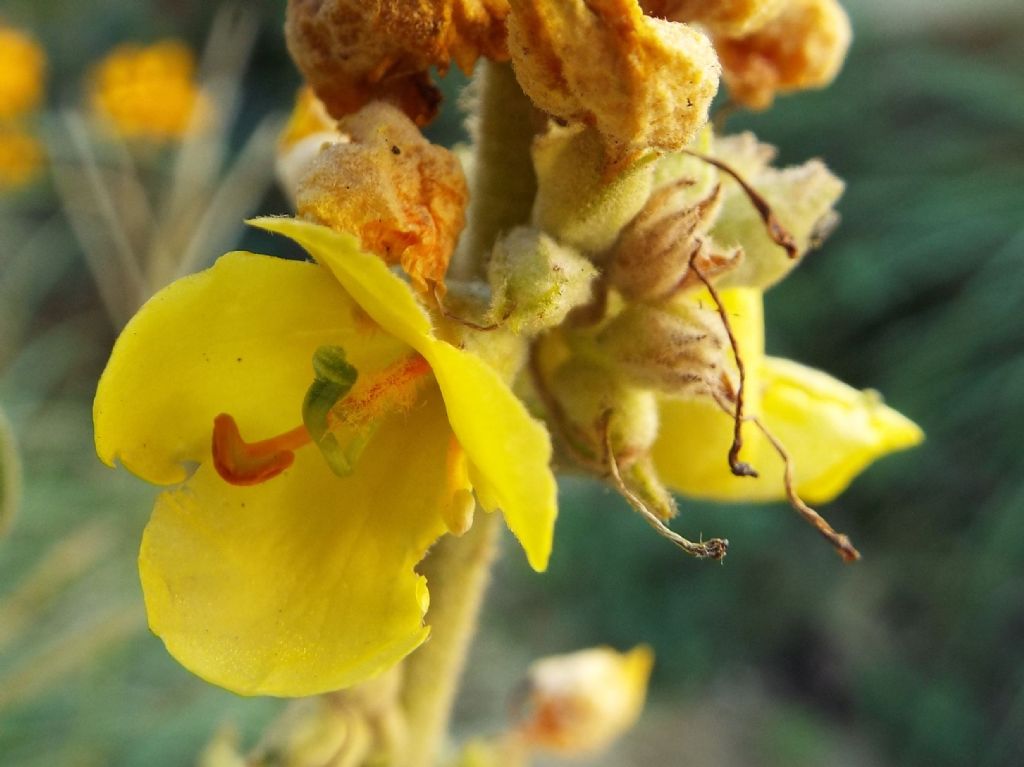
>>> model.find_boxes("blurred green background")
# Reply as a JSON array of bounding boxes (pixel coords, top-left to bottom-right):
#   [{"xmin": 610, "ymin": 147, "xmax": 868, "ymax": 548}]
[{"xmin": 1, "ymin": 1, "xmax": 1023, "ymax": 765}]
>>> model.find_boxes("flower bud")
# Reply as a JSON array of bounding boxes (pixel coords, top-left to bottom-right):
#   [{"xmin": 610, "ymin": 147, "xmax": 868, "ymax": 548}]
[
  {"xmin": 599, "ymin": 303, "xmax": 733, "ymax": 398},
  {"xmin": 507, "ymin": 0, "xmax": 720, "ymax": 165},
  {"xmin": 296, "ymin": 101, "xmax": 469, "ymax": 292},
  {"xmin": 548, "ymin": 359, "xmax": 660, "ymax": 462},
  {"xmin": 716, "ymin": 0, "xmax": 852, "ymax": 110},
  {"xmin": 531, "ymin": 124, "xmax": 655, "ymax": 256},
  {"xmin": 609, "ymin": 182, "xmax": 741, "ymax": 301},
  {"xmin": 488, "ymin": 226, "xmax": 598, "ymax": 335},
  {"xmin": 711, "ymin": 132, "xmax": 844, "ymax": 290},
  {"xmin": 517, "ymin": 645, "xmax": 654, "ymax": 757}
]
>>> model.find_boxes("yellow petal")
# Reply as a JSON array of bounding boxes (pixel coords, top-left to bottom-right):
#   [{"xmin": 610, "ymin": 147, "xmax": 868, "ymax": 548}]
[
  {"xmin": 758, "ymin": 357, "xmax": 924, "ymax": 503},
  {"xmin": 427, "ymin": 341, "xmax": 558, "ymax": 572},
  {"xmin": 653, "ymin": 356, "xmax": 922, "ymax": 503},
  {"xmin": 253, "ymin": 217, "xmax": 558, "ymax": 572},
  {"xmin": 95, "ymin": 252, "xmax": 407, "ymax": 485},
  {"xmin": 250, "ymin": 217, "xmax": 433, "ymax": 350},
  {"xmin": 140, "ymin": 388, "xmax": 453, "ymax": 697}
]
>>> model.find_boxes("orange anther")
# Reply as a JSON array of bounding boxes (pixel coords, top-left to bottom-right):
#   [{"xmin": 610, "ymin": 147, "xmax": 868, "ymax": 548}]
[{"xmin": 211, "ymin": 414, "xmax": 312, "ymax": 486}]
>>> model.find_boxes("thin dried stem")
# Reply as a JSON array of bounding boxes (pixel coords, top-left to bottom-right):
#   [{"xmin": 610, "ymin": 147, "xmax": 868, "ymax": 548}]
[
  {"xmin": 682, "ymin": 149, "xmax": 799, "ymax": 259},
  {"xmin": 601, "ymin": 411, "xmax": 728, "ymax": 561},
  {"xmin": 688, "ymin": 253, "xmax": 758, "ymax": 479},
  {"xmin": 750, "ymin": 415, "xmax": 861, "ymax": 562}
]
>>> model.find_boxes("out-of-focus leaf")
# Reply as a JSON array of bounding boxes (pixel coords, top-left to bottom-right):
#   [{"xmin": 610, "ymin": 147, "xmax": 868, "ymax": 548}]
[{"xmin": 0, "ymin": 405, "xmax": 20, "ymax": 538}]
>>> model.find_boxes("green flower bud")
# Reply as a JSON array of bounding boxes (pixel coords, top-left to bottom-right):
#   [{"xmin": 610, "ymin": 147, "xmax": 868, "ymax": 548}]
[
  {"xmin": 531, "ymin": 124, "xmax": 656, "ymax": 256},
  {"xmin": 549, "ymin": 359, "xmax": 660, "ymax": 464},
  {"xmin": 711, "ymin": 132, "xmax": 844, "ymax": 290},
  {"xmin": 488, "ymin": 226, "xmax": 598, "ymax": 335}
]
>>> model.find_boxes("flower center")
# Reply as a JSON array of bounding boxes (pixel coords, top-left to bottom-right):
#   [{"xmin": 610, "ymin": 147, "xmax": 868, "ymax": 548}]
[{"xmin": 212, "ymin": 348, "xmax": 432, "ymax": 486}]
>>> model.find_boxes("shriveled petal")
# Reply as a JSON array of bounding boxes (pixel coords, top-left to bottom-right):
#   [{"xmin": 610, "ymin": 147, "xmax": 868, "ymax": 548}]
[
  {"xmin": 428, "ymin": 342, "xmax": 557, "ymax": 571},
  {"xmin": 653, "ymin": 356, "xmax": 923, "ymax": 503},
  {"xmin": 140, "ymin": 389, "xmax": 454, "ymax": 697},
  {"xmin": 253, "ymin": 217, "xmax": 558, "ymax": 571},
  {"xmin": 94, "ymin": 251, "xmax": 407, "ymax": 485}
]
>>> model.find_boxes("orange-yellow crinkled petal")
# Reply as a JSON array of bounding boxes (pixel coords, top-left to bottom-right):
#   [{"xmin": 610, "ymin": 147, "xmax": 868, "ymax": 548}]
[
  {"xmin": 251, "ymin": 217, "xmax": 558, "ymax": 571},
  {"xmin": 140, "ymin": 388, "xmax": 453, "ymax": 696},
  {"xmin": 653, "ymin": 355, "xmax": 923, "ymax": 503},
  {"xmin": 94, "ymin": 251, "xmax": 408, "ymax": 486}
]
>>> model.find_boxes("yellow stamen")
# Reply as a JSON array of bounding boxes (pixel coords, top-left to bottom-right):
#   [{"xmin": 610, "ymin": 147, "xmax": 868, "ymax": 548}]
[{"xmin": 328, "ymin": 354, "xmax": 432, "ymax": 431}]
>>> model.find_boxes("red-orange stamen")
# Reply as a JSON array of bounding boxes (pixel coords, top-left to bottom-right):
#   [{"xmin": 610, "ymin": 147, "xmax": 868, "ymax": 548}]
[{"xmin": 212, "ymin": 414, "xmax": 313, "ymax": 486}]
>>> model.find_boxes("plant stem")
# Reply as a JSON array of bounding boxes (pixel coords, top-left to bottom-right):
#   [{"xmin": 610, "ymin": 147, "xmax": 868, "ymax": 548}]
[
  {"xmin": 400, "ymin": 510, "xmax": 501, "ymax": 767},
  {"xmin": 452, "ymin": 61, "xmax": 539, "ymax": 280},
  {"xmin": 401, "ymin": 60, "xmax": 537, "ymax": 767}
]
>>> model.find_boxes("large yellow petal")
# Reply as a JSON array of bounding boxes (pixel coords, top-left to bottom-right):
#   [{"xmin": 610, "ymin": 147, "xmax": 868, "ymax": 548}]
[
  {"xmin": 427, "ymin": 341, "xmax": 558, "ymax": 572},
  {"xmin": 252, "ymin": 217, "xmax": 558, "ymax": 572},
  {"xmin": 653, "ymin": 357, "xmax": 923, "ymax": 503},
  {"xmin": 140, "ymin": 388, "xmax": 453, "ymax": 697},
  {"xmin": 250, "ymin": 217, "xmax": 433, "ymax": 350},
  {"xmin": 758, "ymin": 357, "xmax": 923, "ymax": 502},
  {"xmin": 94, "ymin": 252, "xmax": 408, "ymax": 486}
]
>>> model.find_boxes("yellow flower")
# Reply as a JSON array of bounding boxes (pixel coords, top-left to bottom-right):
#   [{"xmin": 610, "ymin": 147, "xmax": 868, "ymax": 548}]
[
  {"xmin": 0, "ymin": 25, "xmax": 45, "ymax": 120},
  {"xmin": 651, "ymin": 288, "xmax": 923, "ymax": 503},
  {"xmin": 516, "ymin": 645, "xmax": 653, "ymax": 757},
  {"xmin": 93, "ymin": 217, "xmax": 556, "ymax": 696},
  {"xmin": 0, "ymin": 124, "xmax": 45, "ymax": 190},
  {"xmin": 87, "ymin": 40, "xmax": 207, "ymax": 141}
]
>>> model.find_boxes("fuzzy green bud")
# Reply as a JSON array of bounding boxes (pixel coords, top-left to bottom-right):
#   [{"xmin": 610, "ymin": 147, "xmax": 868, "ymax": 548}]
[
  {"xmin": 488, "ymin": 226, "xmax": 598, "ymax": 335},
  {"xmin": 549, "ymin": 359, "xmax": 660, "ymax": 463},
  {"xmin": 711, "ymin": 132, "xmax": 844, "ymax": 289},
  {"xmin": 531, "ymin": 124, "xmax": 656, "ymax": 256}
]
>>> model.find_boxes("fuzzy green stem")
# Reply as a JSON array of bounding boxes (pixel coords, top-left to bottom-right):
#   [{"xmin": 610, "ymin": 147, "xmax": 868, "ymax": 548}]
[
  {"xmin": 400, "ymin": 510, "xmax": 501, "ymax": 767},
  {"xmin": 452, "ymin": 61, "xmax": 539, "ymax": 280}
]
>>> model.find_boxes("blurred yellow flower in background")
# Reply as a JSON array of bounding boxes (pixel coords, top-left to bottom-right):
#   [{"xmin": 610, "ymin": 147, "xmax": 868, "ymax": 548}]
[
  {"xmin": 0, "ymin": 24, "xmax": 45, "ymax": 120},
  {"xmin": 0, "ymin": 125, "xmax": 44, "ymax": 190},
  {"xmin": 93, "ymin": 217, "xmax": 557, "ymax": 696},
  {"xmin": 87, "ymin": 39, "xmax": 207, "ymax": 141}
]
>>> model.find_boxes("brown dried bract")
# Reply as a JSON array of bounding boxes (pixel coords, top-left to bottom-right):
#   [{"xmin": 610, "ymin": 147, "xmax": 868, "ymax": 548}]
[
  {"xmin": 641, "ymin": 0, "xmax": 787, "ymax": 37},
  {"xmin": 296, "ymin": 101, "xmax": 469, "ymax": 293},
  {"xmin": 716, "ymin": 0, "xmax": 852, "ymax": 110},
  {"xmin": 610, "ymin": 182, "xmax": 741, "ymax": 301},
  {"xmin": 285, "ymin": 0, "xmax": 509, "ymax": 126},
  {"xmin": 507, "ymin": 0, "xmax": 720, "ymax": 166}
]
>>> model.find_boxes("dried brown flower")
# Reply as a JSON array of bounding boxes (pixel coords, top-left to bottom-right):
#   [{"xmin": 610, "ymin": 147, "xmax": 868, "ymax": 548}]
[
  {"xmin": 507, "ymin": 0, "xmax": 720, "ymax": 165},
  {"xmin": 641, "ymin": 0, "xmax": 787, "ymax": 37},
  {"xmin": 715, "ymin": 0, "xmax": 852, "ymax": 110},
  {"xmin": 296, "ymin": 101, "xmax": 469, "ymax": 292},
  {"xmin": 285, "ymin": 0, "xmax": 509, "ymax": 125}
]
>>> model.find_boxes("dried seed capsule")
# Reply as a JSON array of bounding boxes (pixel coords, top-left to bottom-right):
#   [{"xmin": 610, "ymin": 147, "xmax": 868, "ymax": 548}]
[
  {"xmin": 285, "ymin": 0, "xmax": 509, "ymax": 125},
  {"xmin": 609, "ymin": 182, "xmax": 741, "ymax": 301},
  {"xmin": 716, "ymin": 0, "xmax": 852, "ymax": 110},
  {"xmin": 599, "ymin": 303, "xmax": 734, "ymax": 398},
  {"xmin": 296, "ymin": 101, "xmax": 469, "ymax": 292},
  {"xmin": 507, "ymin": 0, "xmax": 720, "ymax": 165}
]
